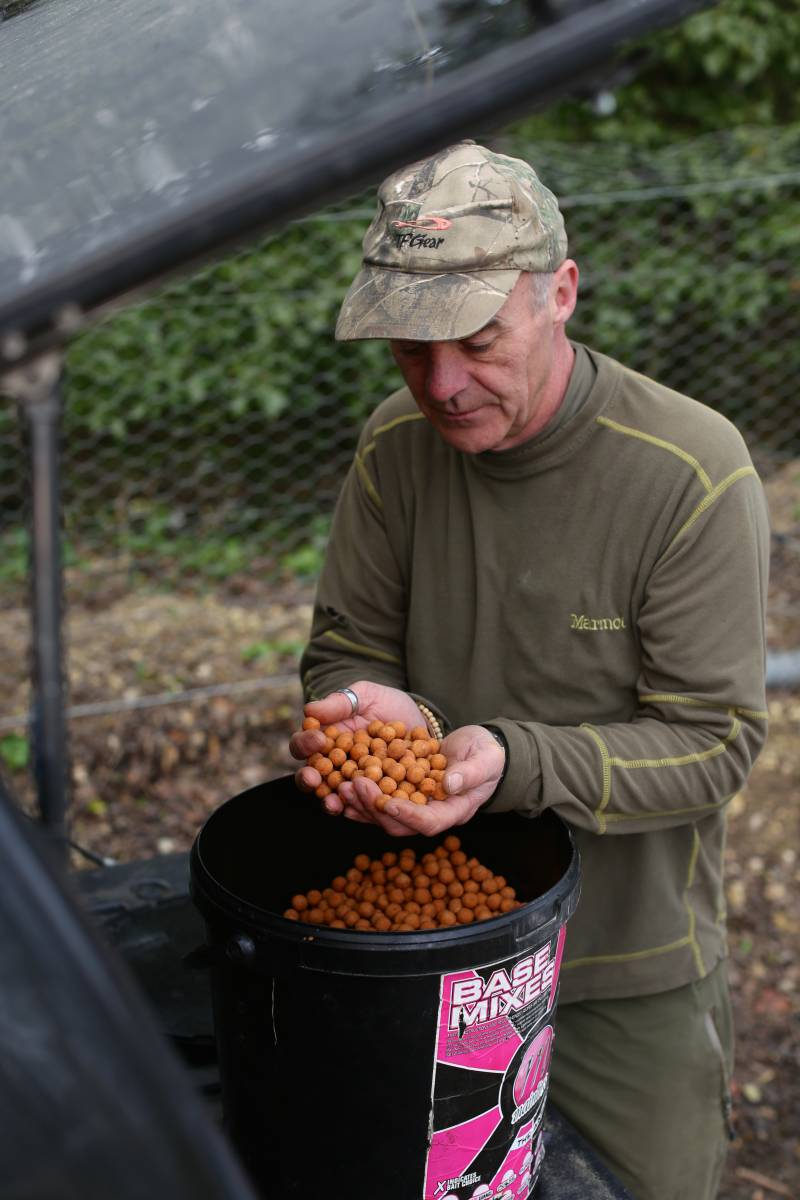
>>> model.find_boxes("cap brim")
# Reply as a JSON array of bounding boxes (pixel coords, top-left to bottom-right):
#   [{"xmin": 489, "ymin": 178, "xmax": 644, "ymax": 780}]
[{"xmin": 335, "ymin": 266, "xmax": 520, "ymax": 342}]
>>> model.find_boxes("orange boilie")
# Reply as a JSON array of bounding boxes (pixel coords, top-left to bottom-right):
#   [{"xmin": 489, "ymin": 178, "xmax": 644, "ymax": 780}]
[
  {"xmin": 301, "ymin": 716, "xmax": 449, "ymax": 808},
  {"xmin": 282, "ymin": 836, "xmax": 523, "ymax": 931}
]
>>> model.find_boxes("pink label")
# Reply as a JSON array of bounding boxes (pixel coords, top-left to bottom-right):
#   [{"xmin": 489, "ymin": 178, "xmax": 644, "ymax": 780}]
[{"xmin": 423, "ymin": 925, "xmax": 566, "ymax": 1200}]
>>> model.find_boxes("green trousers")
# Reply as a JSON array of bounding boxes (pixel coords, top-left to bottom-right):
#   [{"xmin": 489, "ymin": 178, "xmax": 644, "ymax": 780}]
[{"xmin": 548, "ymin": 960, "xmax": 735, "ymax": 1200}]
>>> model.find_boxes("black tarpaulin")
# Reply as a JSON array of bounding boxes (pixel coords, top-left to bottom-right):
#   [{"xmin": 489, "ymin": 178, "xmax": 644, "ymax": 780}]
[{"xmin": 0, "ymin": 0, "xmax": 713, "ymax": 361}]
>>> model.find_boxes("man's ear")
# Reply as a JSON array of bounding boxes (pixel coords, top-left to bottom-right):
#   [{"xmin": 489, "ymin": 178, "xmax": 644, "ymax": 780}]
[{"xmin": 552, "ymin": 259, "xmax": 579, "ymax": 326}]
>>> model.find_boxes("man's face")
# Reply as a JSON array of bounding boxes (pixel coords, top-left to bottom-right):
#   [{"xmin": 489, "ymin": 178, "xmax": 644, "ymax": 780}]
[{"xmin": 389, "ymin": 267, "xmax": 575, "ymax": 454}]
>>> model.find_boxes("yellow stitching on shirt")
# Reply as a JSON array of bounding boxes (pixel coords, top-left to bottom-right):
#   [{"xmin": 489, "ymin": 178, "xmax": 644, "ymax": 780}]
[
  {"xmin": 603, "ymin": 797, "xmax": 731, "ymax": 823},
  {"xmin": 354, "ymin": 452, "xmax": 382, "ymax": 509},
  {"xmin": 608, "ymin": 715, "xmax": 741, "ymax": 770},
  {"xmin": 355, "ymin": 412, "xmax": 425, "ymax": 509},
  {"xmin": 669, "ymin": 466, "xmax": 757, "ymax": 546},
  {"xmin": 684, "ymin": 827, "xmax": 707, "ymax": 976},
  {"xmin": 564, "ymin": 856, "xmax": 710, "ymax": 969},
  {"xmin": 610, "ymin": 743, "xmax": 727, "ymax": 770},
  {"xmin": 361, "ymin": 411, "xmax": 426, "ymax": 459},
  {"xmin": 640, "ymin": 694, "xmax": 712, "ymax": 707},
  {"xmin": 321, "ymin": 629, "xmax": 403, "ymax": 665},
  {"xmin": 596, "ymin": 416, "xmax": 713, "ymax": 493},
  {"xmin": 586, "ymin": 715, "xmax": 741, "ymax": 828},
  {"xmin": 580, "ymin": 724, "xmax": 612, "ymax": 832},
  {"xmin": 562, "ymin": 935, "xmax": 692, "ymax": 970},
  {"xmin": 715, "ymin": 804, "xmax": 731, "ymax": 925},
  {"xmin": 640, "ymin": 694, "xmax": 768, "ymax": 720}
]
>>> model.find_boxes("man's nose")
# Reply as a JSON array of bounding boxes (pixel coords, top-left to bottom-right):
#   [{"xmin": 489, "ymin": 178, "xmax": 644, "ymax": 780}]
[{"xmin": 425, "ymin": 343, "xmax": 469, "ymax": 403}]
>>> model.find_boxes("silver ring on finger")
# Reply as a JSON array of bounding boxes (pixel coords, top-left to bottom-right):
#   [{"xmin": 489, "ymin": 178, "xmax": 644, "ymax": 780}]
[{"xmin": 336, "ymin": 686, "xmax": 359, "ymax": 716}]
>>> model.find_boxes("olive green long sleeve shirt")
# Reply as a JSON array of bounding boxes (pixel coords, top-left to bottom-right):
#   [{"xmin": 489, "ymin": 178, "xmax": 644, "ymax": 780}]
[{"xmin": 300, "ymin": 345, "xmax": 770, "ymax": 1002}]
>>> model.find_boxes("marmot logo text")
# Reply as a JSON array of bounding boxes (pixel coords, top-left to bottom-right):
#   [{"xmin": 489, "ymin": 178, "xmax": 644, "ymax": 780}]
[{"xmin": 570, "ymin": 613, "xmax": 627, "ymax": 631}]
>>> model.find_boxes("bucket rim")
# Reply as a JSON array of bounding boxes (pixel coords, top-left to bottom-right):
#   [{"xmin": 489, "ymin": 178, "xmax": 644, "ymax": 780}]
[{"xmin": 190, "ymin": 780, "xmax": 581, "ymax": 970}]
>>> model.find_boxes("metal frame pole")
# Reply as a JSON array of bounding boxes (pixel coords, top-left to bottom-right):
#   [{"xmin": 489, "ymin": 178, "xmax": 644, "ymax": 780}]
[{"xmin": 3, "ymin": 352, "xmax": 70, "ymax": 853}]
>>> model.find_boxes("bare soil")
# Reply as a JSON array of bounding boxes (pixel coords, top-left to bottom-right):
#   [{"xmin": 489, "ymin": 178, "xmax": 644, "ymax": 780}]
[{"xmin": 1, "ymin": 461, "xmax": 798, "ymax": 1200}]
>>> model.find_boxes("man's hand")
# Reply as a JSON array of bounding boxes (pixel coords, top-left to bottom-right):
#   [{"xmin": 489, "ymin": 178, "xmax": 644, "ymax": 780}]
[
  {"xmin": 290, "ymin": 681, "xmax": 431, "ymax": 815},
  {"xmin": 336, "ymin": 724, "xmax": 505, "ymax": 837}
]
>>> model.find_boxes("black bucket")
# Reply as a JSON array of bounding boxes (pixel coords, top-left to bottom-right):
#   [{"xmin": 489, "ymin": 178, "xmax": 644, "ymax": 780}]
[{"xmin": 190, "ymin": 776, "xmax": 580, "ymax": 1200}]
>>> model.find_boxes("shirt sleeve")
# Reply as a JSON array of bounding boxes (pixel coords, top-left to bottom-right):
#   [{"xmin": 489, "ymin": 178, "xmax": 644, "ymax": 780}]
[{"xmin": 485, "ymin": 467, "xmax": 771, "ymax": 834}]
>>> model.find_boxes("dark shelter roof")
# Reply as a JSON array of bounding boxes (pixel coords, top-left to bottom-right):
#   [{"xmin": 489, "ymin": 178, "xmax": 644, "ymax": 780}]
[{"xmin": 0, "ymin": 0, "xmax": 711, "ymax": 363}]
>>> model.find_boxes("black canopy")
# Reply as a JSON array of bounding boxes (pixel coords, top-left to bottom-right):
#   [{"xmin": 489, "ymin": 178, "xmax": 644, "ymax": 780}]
[{"xmin": 0, "ymin": 0, "xmax": 712, "ymax": 365}]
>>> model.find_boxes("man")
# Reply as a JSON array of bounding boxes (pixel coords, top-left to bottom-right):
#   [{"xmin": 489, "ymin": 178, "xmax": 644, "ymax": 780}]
[{"xmin": 289, "ymin": 141, "xmax": 770, "ymax": 1199}]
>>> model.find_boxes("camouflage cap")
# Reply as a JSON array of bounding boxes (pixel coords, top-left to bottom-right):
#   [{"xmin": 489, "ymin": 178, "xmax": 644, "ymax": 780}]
[{"xmin": 335, "ymin": 141, "xmax": 567, "ymax": 342}]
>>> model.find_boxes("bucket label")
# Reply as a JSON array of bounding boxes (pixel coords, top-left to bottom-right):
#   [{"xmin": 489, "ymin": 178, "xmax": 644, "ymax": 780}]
[{"xmin": 423, "ymin": 924, "xmax": 566, "ymax": 1200}]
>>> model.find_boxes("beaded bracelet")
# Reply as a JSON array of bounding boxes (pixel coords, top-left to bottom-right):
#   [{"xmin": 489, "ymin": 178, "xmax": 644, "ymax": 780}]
[{"xmin": 416, "ymin": 701, "xmax": 444, "ymax": 742}]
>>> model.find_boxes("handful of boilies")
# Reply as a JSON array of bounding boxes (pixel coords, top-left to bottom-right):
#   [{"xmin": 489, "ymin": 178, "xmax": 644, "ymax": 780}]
[
  {"xmin": 302, "ymin": 717, "xmax": 448, "ymax": 809},
  {"xmin": 283, "ymin": 835, "xmax": 522, "ymax": 932}
]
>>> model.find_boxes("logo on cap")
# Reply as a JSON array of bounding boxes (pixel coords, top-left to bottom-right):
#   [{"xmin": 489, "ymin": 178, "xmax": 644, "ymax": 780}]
[{"xmin": 390, "ymin": 215, "xmax": 452, "ymax": 231}]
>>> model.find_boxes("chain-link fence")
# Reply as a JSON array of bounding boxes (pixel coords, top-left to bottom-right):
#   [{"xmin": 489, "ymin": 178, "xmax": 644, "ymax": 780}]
[{"xmin": 1, "ymin": 124, "xmax": 798, "ymax": 779}]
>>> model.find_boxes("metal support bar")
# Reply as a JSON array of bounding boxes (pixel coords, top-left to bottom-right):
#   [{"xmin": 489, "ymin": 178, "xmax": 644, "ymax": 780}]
[{"xmin": 3, "ymin": 352, "xmax": 70, "ymax": 852}]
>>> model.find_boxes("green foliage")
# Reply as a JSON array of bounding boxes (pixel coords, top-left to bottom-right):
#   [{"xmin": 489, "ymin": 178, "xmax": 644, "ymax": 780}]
[
  {"xmin": 0, "ymin": 528, "xmax": 84, "ymax": 586},
  {"xmin": 115, "ymin": 505, "xmax": 254, "ymax": 582},
  {"xmin": 0, "ymin": 733, "xmax": 28, "ymax": 772},
  {"xmin": 279, "ymin": 515, "xmax": 332, "ymax": 579},
  {"xmin": 65, "ymin": 214, "xmax": 391, "ymax": 442},
  {"xmin": 62, "ymin": 210, "xmax": 397, "ymax": 553},
  {"xmin": 241, "ymin": 638, "xmax": 306, "ymax": 664},
  {"xmin": 512, "ymin": 0, "xmax": 800, "ymax": 145},
  {"xmin": 0, "ymin": 528, "xmax": 29, "ymax": 583},
  {"xmin": 280, "ymin": 543, "xmax": 326, "ymax": 578}
]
